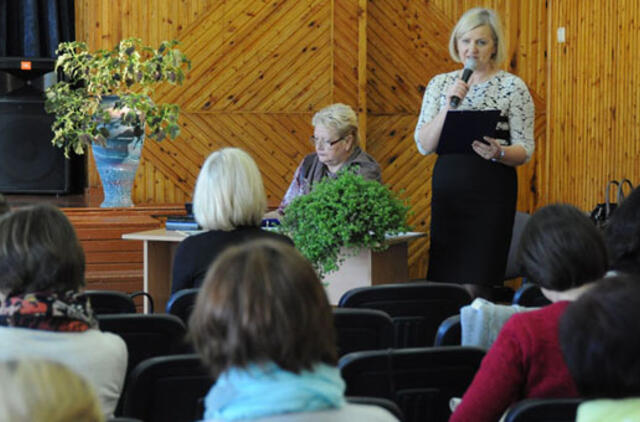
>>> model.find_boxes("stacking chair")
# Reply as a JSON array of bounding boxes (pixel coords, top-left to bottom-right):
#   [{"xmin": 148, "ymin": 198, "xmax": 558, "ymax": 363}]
[
  {"xmin": 122, "ymin": 354, "xmax": 214, "ymax": 422},
  {"xmin": 339, "ymin": 346, "xmax": 486, "ymax": 422},
  {"xmin": 85, "ymin": 290, "xmax": 137, "ymax": 315},
  {"xmin": 166, "ymin": 288, "xmax": 200, "ymax": 325},
  {"xmin": 512, "ymin": 283, "xmax": 551, "ymax": 307},
  {"xmin": 98, "ymin": 313, "xmax": 191, "ymax": 415},
  {"xmin": 333, "ymin": 308, "xmax": 394, "ymax": 357},
  {"xmin": 433, "ymin": 314, "xmax": 461, "ymax": 346},
  {"xmin": 85, "ymin": 290, "xmax": 155, "ymax": 314},
  {"xmin": 502, "ymin": 398, "xmax": 583, "ymax": 422},
  {"xmin": 97, "ymin": 313, "xmax": 190, "ymax": 377},
  {"xmin": 338, "ymin": 282, "xmax": 472, "ymax": 348}
]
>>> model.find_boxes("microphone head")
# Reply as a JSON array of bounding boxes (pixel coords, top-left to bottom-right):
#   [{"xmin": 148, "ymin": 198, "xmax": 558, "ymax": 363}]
[{"xmin": 464, "ymin": 57, "xmax": 477, "ymax": 71}]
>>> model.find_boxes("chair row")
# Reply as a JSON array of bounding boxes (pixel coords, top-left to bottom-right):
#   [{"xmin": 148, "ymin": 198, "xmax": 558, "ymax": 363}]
[
  {"xmin": 115, "ymin": 346, "xmax": 581, "ymax": 422},
  {"xmin": 92, "ymin": 281, "xmax": 550, "ymax": 352}
]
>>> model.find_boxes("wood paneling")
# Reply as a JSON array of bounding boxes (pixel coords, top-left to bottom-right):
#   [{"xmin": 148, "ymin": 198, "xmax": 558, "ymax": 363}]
[
  {"xmin": 75, "ymin": 0, "xmax": 640, "ymax": 280},
  {"xmin": 547, "ymin": 0, "xmax": 640, "ymax": 208}
]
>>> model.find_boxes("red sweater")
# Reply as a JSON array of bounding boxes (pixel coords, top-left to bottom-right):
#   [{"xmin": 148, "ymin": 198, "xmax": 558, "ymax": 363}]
[{"xmin": 450, "ymin": 301, "xmax": 579, "ymax": 422}]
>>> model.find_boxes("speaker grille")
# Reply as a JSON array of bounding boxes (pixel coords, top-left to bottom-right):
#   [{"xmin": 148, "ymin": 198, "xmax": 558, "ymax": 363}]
[{"xmin": 0, "ymin": 98, "xmax": 71, "ymax": 193}]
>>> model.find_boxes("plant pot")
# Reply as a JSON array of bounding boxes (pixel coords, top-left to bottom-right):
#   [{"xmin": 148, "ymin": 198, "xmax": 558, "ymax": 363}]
[{"xmin": 92, "ymin": 97, "xmax": 144, "ymax": 208}]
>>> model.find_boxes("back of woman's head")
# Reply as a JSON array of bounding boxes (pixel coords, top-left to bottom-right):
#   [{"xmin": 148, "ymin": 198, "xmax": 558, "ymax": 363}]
[
  {"xmin": 189, "ymin": 239, "xmax": 337, "ymax": 377},
  {"xmin": 605, "ymin": 186, "xmax": 640, "ymax": 275},
  {"xmin": 517, "ymin": 204, "xmax": 607, "ymax": 291},
  {"xmin": 559, "ymin": 275, "xmax": 640, "ymax": 398},
  {"xmin": 0, "ymin": 359, "xmax": 104, "ymax": 422},
  {"xmin": 193, "ymin": 148, "xmax": 267, "ymax": 231},
  {"xmin": 0, "ymin": 204, "xmax": 85, "ymax": 296}
]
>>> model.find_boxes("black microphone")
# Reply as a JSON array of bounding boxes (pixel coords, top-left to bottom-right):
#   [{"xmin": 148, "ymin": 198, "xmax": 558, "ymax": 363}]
[{"xmin": 450, "ymin": 58, "xmax": 477, "ymax": 108}]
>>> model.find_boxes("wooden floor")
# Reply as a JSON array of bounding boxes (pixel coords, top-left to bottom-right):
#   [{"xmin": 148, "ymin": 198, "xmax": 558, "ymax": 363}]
[{"xmin": 5, "ymin": 190, "xmax": 186, "ymax": 304}]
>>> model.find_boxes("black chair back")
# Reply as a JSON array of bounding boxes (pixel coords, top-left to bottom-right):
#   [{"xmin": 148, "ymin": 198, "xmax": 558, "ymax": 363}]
[
  {"xmin": 85, "ymin": 290, "xmax": 136, "ymax": 315},
  {"xmin": 338, "ymin": 282, "xmax": 472, "ymax": 348},
  {"xmin": 122, "ymin": 354, "xmax": 214, "ymax": 422},
  {"xmin": 166, "ymin": 288, "xmax": 200, "ymax": 325},
  {"xmin": 339, "ymin": 346, "xmax": 485, "ymax": 422},
  {"xmin": 502, "ymin": 398, "xmax": 583, "ymax": 422},
  {"xmin": 333, "ymin": 308, "xmax": 394, "ymax": 357},
  {"xmin": 433, "ymin": 314, "xmax": 461, "ymax": 346},
  {"xmin": 338, "ymin": 346, "xmax": 485, "ymax": 422},
  {"xmin": 97, "ymin": 314, "xmax": 190, "ymax": 376},
  {"xmin": 347, "ymin": 396, "xmax": 405, "ymax": 421},
  {"xmin": 512, "ymin": 284, "xmax": 551, "ymax": 307}
]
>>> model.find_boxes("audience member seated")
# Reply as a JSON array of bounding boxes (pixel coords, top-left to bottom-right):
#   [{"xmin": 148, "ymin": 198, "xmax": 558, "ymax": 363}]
[
  {"xmin": 273, "ymin": 103, "xmax": 381, "ymax": 215},
  {"xmin": 560, "ymin": 275, "xmax": 640, "ymax": 422},
  {"xmin": 0, "ymin": 205, "xmax": 127, "ymax": 418},
  {"xmin": 604, "ymin": 185, "xmax": 640, "ymax": 276},
  {"xmin": 171, "ymin": 148, "xmax": 292, "ymax": 294},
  {"xmin": 0, "ymin": 193, "xmax": 9, "ymax": 215},
  {"xmin": 189, "ymin": 239, "xmax": 398, "ymax": 421},
  {"xmin": 0, "ymin": 359, "xmax": 104, "ymax": 422},
  {"xmin": 450, "ymin": 204, "xmax": 608, "ymax": 422}
]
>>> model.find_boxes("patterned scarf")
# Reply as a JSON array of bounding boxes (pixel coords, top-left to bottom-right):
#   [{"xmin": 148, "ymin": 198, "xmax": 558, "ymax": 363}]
[{"xmin": 0, "ymin": 290, "xmax": 97, "ymax": 332}]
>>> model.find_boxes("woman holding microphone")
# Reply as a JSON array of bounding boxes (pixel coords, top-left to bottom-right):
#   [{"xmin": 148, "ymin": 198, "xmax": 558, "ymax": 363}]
[{"xmin": 414, "ymin": 7, "xmax": 535, "ymax": 298}]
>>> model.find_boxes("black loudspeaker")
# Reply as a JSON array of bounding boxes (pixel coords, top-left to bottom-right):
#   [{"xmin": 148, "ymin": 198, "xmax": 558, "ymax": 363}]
[
  {"xmin": 0, "ymin": 57, "xmax": 84, "ymax": 194},
  {"xmin": 0, "ymin": 96, "xmax": 72, "ymax": 193}
]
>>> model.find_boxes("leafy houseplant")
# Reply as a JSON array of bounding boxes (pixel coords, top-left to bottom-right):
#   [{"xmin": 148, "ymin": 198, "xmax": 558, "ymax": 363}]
[
  {"xmin": 44, "ymin": 38, "xmax": 190, "ymax": 207},
  {"xmin": 278, "ymin": 170, "xmax": 412, "ymax": 278},
  {"xmin": 45, "ymin": 38, "xmax": 190, "ymax": 157}
]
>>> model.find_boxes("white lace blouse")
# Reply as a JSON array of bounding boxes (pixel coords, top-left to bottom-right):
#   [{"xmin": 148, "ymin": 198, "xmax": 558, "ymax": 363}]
[{"xmin": 414, "ymin": 70, "xmax": 535, "ymax": 162}]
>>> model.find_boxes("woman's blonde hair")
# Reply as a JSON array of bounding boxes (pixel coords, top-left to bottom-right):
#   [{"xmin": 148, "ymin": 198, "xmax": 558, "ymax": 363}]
[
  {"xmin": 0, "ymin": 360, "xmax": 104, "ymax": 422},
  {"xmin": 448, "ymin": 7, "xmax": 506, "ymax": 65},
  {"xmin": 193, "ymin": 148, "xmax": 267, "ymax": 231},
  {"xmin": 311, "ymin": 103, "xmax": 359, "ymax": 144}
]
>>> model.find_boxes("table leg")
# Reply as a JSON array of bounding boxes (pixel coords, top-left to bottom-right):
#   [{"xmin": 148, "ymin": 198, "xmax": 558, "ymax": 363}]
[{"xmin": 143, "ymin": 240, "xmax": 177, "ymax": 313}]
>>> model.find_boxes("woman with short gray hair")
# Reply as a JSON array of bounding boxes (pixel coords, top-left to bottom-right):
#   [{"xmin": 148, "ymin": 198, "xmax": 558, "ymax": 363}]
[{"xmin": 277, "ymin": 103, "xmax": 381, "ymax": 213}]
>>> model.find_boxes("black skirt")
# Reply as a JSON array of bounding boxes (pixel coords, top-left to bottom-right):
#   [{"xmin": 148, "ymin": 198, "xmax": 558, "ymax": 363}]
[{"xmin": 427, "ymin": 154, "xmax": 517, "ymax": 286}]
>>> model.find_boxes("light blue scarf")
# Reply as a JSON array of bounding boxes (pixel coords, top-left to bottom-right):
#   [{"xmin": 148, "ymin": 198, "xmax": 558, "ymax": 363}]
[{"xmin": 203, "ymin": 362, "xmax": 346, "ymax": 421}]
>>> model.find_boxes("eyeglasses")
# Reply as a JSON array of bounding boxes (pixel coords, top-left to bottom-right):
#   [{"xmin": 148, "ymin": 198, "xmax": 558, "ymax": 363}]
[{"xmin": 309, "ymin": 135, "xmax": 346, "ymax": 149}]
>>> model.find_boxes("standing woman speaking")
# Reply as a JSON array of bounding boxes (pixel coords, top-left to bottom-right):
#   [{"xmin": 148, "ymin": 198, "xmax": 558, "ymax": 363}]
[{"xmin": 414, "ymin": 8, "xmax": 535, "ymax": 297}]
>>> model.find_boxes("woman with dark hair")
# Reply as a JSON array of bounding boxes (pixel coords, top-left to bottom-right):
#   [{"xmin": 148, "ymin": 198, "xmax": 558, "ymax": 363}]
[
  {"xmin": 0, "ymin": 205, "xmax": 127, "ymax": 419},
  {"xmin": 189, "ymin": 239, "xmax": 397, "ymax": 421},
  {"xmin": 450, "ymin": 204, "xmax": 608, "ymax": 422},
  {"xmin": 604, "ymin": 186, "xmax": 640, "ymax": 276},
  {"xmin": 559, "ymin": 275, "xmax": 640, "ymax": 421}
]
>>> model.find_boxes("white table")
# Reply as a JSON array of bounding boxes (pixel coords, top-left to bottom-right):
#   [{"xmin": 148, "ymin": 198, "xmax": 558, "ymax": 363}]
[{"xmin": 123, "ymin": 229, "xmax": 426, "ymax": 311}]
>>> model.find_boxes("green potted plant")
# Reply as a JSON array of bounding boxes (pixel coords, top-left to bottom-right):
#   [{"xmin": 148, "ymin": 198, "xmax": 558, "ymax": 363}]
[
  {"xmin": 44, "ymin": 37, "xmax": 190, "ymax": 207},
  {"xmin": 278, "ymin": 170, "xmax": 412, "ymax": 278}
]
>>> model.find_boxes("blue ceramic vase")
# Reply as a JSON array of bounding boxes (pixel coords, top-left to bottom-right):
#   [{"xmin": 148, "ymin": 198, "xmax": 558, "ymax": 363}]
[{"xmin": 92, "ymin": 96, "xmax": 144, "ymax": 208}]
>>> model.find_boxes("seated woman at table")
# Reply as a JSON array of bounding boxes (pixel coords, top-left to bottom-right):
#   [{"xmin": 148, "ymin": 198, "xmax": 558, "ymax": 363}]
[
  {"xmin": 171, "ymin": 147, "xmax": 292, "ymax": 294},
  {"xmin": 276, "ymin": 103, "xmax": 381, "ymax": 214},
  {"xmin": 189, "ymin": 239, "xmax": 398, "ymax": 422},
  {"xmin": 0, "ymin": 204, "xmax": 127, "ymax": 419}
]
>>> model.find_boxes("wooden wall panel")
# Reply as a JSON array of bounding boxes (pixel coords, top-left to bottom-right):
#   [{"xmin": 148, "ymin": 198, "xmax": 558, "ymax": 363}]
[
  {"xmin": 76, "ymin": 0, "xmax": 333, "ymax": 207},
  {"xmin": 547, "ymin": 0, "xmax": 640, "ymax": 209},
  {"xmin": 75, "ymin": 0, "xmax": 640, "ymax": 281}
]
